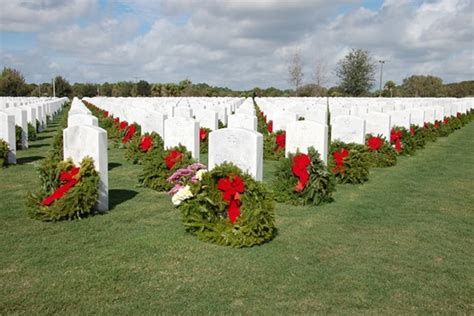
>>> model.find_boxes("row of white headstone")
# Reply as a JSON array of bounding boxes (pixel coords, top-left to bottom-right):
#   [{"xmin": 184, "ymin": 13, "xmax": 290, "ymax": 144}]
[
  {"xmin": 83, "ymin": 97, "xmax": 473, "ymax": 183},
  {"xmin": 0, "ymin": 97, "xmax": 68, "ymax": 163},
  {"xmin": 63, "ymin": 98, "xmax": 109, "ymax": 211}
]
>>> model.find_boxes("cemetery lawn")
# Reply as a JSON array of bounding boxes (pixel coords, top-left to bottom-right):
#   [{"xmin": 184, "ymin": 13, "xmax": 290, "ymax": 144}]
[{"xmin": 1, "ymin": 118, "xmax": 473, "ymax": 315}]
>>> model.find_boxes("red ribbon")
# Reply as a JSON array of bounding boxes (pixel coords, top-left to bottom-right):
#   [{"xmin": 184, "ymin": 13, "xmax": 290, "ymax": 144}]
[
  {"xmin": 390, "ymin": 129, "xmax": 403, "ymax": 153},
  {"xmin": 275, "ymin": 132, "xmax": 286, "ymax": 152},
  {"xmin": 140, "ymin": 135, "xmax": 153, "ymax": 152},
  {"xmin": 443, "ymin": 117, "xmax": 449, "ymax": 124},
  {"xmin": 103, "ymin": 111, "xmax": 109, "ymax": 118},
  {"xmin": 367, "ymin": 136, "xmax": 383, "ymax": 152},
  {"xmin": 122, "ymin": 124, "xmax": 136, "ymax": 143},
  {"xmin": 164, "ymin": 149, "xmax": 182, "ymax": 169},
  {"xmin": 332, "ymin": 148, "xmax": 349, "ymax": 174},
  {"xmin": 267, "ymin": 120, "xmax": 273, "ymax": 133},
  {"xmin": 119, "ymin": 121, "xmax": 128, "ymax": 131},
  {"xmin": 410, "ymin": 127, "xmax": 416, "ymax": 136},
  {"xmin": 217, "ymin": 175, "xmax": 245, "ymax": 224},
  {"xmin": 434, "ymin": 121, "xmax": 440, "ymax": 129},
  {"xmin": 113, "ymin": 118, "xmax": 120, "ymax": 125},
  {"xmin": 291, "ymin": 153, "xmax": 311, "ymax": 192},
  {"xmin": 199, "ymin": 128, "xmax": 207, "ymax": 141},
  {"xmin": 41, "ymin": 167, "xmax": 80, "ymax": 206}
]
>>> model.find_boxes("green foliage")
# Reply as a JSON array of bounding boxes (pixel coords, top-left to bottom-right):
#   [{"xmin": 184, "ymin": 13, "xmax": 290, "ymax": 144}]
[
  {"xmin": 124, "ymin": 132, "xmax": 164, "ymax": 164},
  {"xmin": 139, "ymin": 145, "xmax": 195, "ymax": 191},
  {"xmin": 15, "ymin": 125, "xmax": 23, "ymax": 150},
  {"xmin": 409, "ymin": 125, "xmax": 426, "ymax": 150},
  {"xmin": 419, "ymin": 123, "xmax": 438, "ymax": 143},
  {"xmin": 0, "ymin": 138, "xmax": 9, "ymax": 167},
  {"xmin": 400, "ymin": 75, "xmax": 445, "ymax": 97},
  {"xmin": 36, "ymin": 119, "xmax": 41, "ymax": 132},
  {"xmin": 27, "ymin": 157, "xmax": 100, "ymax": 221},
  {"xmin": 199, "ymin": 128, "xmax": 211, "ymax": 154},
  {"xmin": 28, "ymin": 122, "xmax": 37, "ymax": 141},
  {"xmin": 391, "ymin": 127, "xmax": 417, "ymax": 156},
  {"xmin": 271, "ymin": 147, "xmax": 336, "ymax": 206},
  {"xmin": 0, "ymin": 67, "xmax": 30, "ymax": 96},
  {"xmin": 263, "ymin": 131, "xmax": 285, "ymax": 161},
  {"xmin": 218, "ymin": 120, "xmax": 226, "ymax": 129},
  {"xmin": 53, "ymin": 76, "xmax": 72, "ymax": 97},
  {"xmin": 365, "ymin": 134, "xmax": 397, "ymax": 168},
  {"xmin": 177, "ymin": 163, "xmax": 275, "ymax": 247},
  {"xmin": 255, "ymin": 104, "xmax": 269, "ymax": 135},
  {"xmin": 329, "ymin": 141, "xmax": 371, "ymax": 184},
  {"xmin": 335, "ymin": 48, "xmax": 376, "ymax": 96}
]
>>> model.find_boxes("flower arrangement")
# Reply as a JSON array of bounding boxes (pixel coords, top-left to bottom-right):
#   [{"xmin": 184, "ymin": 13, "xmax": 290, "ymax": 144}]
[
  {"xmin": 168, "ymin": 162, "xmax": 275, "ymax": 247},
  {"xmin": 365, "ymin": 134, "xmax": 397, "ymax": 168},
  {"xmin": 124, "ymin": 132, "xmax": 164, "ymax": 164},
  {"xmin": 199, "ymin": 127, "xmax": 211, "ymax": 154},
  {"xmin": 139, "ymin": 145, "xmax": 195, "ymax": 191},
  {"xmin": 263, "ymin": 130, "xmax": 286, "ymax": 161},
  {"xmin": 271, "ymin": 147, "xmax": 335, "ymax": 205},
  {"xmin": 329, "ymin": 141, "xmax": 371, "ymax": 184},
  {"xmin": 0, "ymin": 139, "xmax": 10, "ymax": 167},
  {"xmin": 27, "ymin": 156, "xmax": 100, "ymax": 221}
]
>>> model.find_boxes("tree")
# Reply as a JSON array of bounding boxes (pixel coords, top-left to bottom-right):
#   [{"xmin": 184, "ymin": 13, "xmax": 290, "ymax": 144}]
[
  {"xmin": 135, "ymin": 80, "xmax": 151, "ymax": 96},
  {"xmin": 312, "ymin": 59, "xmax": 328, "ymax": 96},
  {"xmin": 0, "ymin": 67, "xmax": 28, "ymax": 96},
  {"xmin": 54, "ymin": 76, "xmax": 72, "ymax": 97},
  {"xmin": 400, "ymin": 75, "xmax": 445, "ymax": 97},
  {"xmin": 100, "ymin": 82, "xmax": 113, "ymax": 96},
  {"xmin": 384, "ymin": 80, "xmax": 396, "ymax": 97},
  {"xmin": 288, "ymin": 50, "xmax": 304, "ymax": 96},
  {"xmin": 335, "ymin": 49, "xmax": 376, "ymax": 96}
]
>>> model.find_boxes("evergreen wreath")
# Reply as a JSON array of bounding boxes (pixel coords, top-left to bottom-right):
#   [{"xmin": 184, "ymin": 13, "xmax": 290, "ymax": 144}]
[
  {"xmin": 124, "ymin": 132, "xmax": 164, "ymax": 164},
  {"xmin": 169, "ymin": 162, "xmax": 276, "ymax": 247},
  {"xmin": 271, "ymin": 147, "xmax": 335, "ymax": 205},
  {"xmin": 390, "ymin": 127, "xmax": 417, "ymax": 155},
  {"xmin": 329, "ymin": 141, "xmax": 371, "ymax": 184},
  {"xmin": 199, "ymin": 127, "xmax": 211, "ymax": 154},
  {"xmin": 28, "ymin": 122, "xmax": 37, "ymax": 141},
  {"xmin": 0, "ymin": 139, "xmax": 10, "ymax": 167},
  {"xmin": 139, "ymin": 144, "xmax": 195, "ymax": 191},
  {"xmin": 365, "ymin": 134, "xmax": 397, "ymax": 168},
  {"xmin": 27, "ymin": 156, "xmax": 100, "ymax": 221},
  {"xmin": 263, "ymin": 130, "xmax": 285, "ymax": 161}
]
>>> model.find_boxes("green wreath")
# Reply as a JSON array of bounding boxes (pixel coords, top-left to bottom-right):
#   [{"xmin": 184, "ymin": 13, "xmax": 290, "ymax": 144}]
[
  {"xmin": 199, "ymin": 127, "xmax": 211, "ymax": 154},
  {"xmin": 27, "ymin": 157, "xmax": 100, "ymax": 221},
  {"xmin": 124, "ymin": 132, "xmax": 164, "ymax": 164},
  {"xmin": 271, "ymin": 147, "xmax": 335, "ymax": 205},
  {"xmin": 263, "ymin": 130, "xmax": 285, "ymax": 161},
  {"xmin": 139, "ymin": 144, "xmax": 195, "ymax": 191},
  {"xmin": 172, "ymin": 163, "xmax": 276, "ymax": 247},
  {"xmin": 329, "ymin": 141, "xmax": 371, "ymax": 184},
  {"xmin": 365, "ymin": 134, "xmax": 397, "ymax": 168},
  {"xmin": 0, "ymin": 139, "xmax": 10, "ymax": 167},
  {"xmin": 28, "ymin": 122, "xmax": 37, "ymax": 141}
]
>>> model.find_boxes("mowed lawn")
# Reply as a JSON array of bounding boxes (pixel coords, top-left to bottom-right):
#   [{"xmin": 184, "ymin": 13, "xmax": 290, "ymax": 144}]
[{"xmin": 1, "ymin": 117, "xmax": 473, "ymax": 314}]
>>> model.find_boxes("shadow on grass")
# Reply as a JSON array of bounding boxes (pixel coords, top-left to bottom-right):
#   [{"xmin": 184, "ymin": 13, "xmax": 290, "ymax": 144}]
[
  {"xmin": 109, "ymin": 189, "xmax": 139, "ymax": 210},
  {"xmin": 108, "ymin": 162, "xmax": 122, "ymax": 171},
  {"xmin": 17, "ymin": 155, "xmax": 44, "ymax": 164},
  {"xmin": 36, "ymin": 135, "xmax": 52, "ymax": 141},
  {"xmin": 28, "ymin": 143, "xmax": 50, "ymax": 148}
]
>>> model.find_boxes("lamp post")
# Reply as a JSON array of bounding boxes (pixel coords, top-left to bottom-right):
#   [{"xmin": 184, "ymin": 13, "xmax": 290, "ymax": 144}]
[{"xmin": 378, "ymin": 60, "xmax": 385, "ymax": 97}]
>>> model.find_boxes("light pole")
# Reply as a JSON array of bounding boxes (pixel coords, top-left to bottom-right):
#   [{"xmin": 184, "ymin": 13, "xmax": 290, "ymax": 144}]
[{"xmin": 378, "ymin": 60, "xmax": 385, "ymax": 97}]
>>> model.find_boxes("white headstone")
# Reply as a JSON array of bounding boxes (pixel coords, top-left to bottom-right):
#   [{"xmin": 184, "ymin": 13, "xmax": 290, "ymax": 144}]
[
  {"xmin": 208, "ymin": 128, "xmax": 263, "ymax": 181},
  {"xmin": 272, "ymin": 111, "xmax": 297, "ymax": 132},
  {"xmin": 304, "ymin": 109, "xmax": 328, "ymax": 125},
  {"xmin": 407, "ymin": 109, "xmax": 424, "ymax": 127},
  {"xmin": 67, "ymin": 114, "xmax": 98, "ymax": 127},
  {"xmin": 331, "ymin": 115, "xmax": 365, "ymax": 144},
  {"xmin": 286, "ymin": 121, "xmax": 328, "ymax": 164},
  {"xmin": 227, "ymin": 113, "xmax": 257, "ymax": 131},
  {"xmin": 0, "ymin": 111, "xmax": 16, "ymax": 163},
  {"xmin": 63, "ymin": 125, "xmax": 108, "ymax": 211},
  {"xmin": 363, "ymin": 112, "xmax": 391, "ymax": 139},
  {"xmin": 174, "ymin": 107, "xmax": 192, "ymax": 119},
  {"xmin": 164, "ymin": 117, "xmax": 200, "ymax": 159},
  {"xmin": 194, "ymin": 109, "xmax": 218, "ymax": 131},
  {"xmin": 389, "ymin": 111, "xmax": 411, "ymax": 129},
  {"xmin": 6, "ymin": 108, "xmax": 28, "ymax": 149}
]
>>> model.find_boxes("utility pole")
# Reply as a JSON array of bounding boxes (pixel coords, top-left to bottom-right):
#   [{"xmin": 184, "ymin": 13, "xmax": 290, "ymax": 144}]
[
  {"xmin": 378, "ymin": 60, "xmax": 385, "ymax": 97},
  {"xmin": 52, "ymin": 77, "xmax": 56, "ymax": 97}
]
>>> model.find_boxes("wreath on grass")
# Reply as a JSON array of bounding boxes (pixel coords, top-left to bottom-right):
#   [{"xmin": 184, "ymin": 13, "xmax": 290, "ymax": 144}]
[
  {"xmin": 419, "ymin": 123, "xmax": 438, "ymax": 143},
  {"xmin": 27, "ymin": 156, "xmax": 100, "ymax": 221},
  {"xmin": 255, "ymin": 105, "xmax": 270, "ymax": 135},
  {"xmin": 263, "ymin": 130, "xmax": 285, "ymax": 161},
  {"xmin": 169, "ymin": 162, "xmax": 276, "ymax": 247},
  {"xmin": 271, "ymin": 147, "xmax": 335, "ymax": 205},
  {"xmin": 28, "ymin": 122, "xmax": 37, "ymax": 141},
  {"xmin": 124, "ymin": 132, "xmax": 164, "ymax": 164},
  {"xmin": 408, "ymin": 125, "xmax": 426, "ymax": 150},
  {"xmin": 139, "ymin": 144, "xmax": 195, "ymax": 191},
  {"xmin": 15, "ymin": 125, "xmax": 24, "ymax": 150},
  {"xmin": 199, "ymin": 127, "xmax": 211, "ymax": 154},
  {"xmin": 0, "ymin": 139, "xmax": 10, "ymax": 167},
  {"xmin": 365, "ymin": 134, "xmax": 397, "ymax": 168},
  {"xmin": 390, "ymin": 127, "xmax": 417, "ymax": 155},
  {"xmin": 329, "ymin": 141, "xmax": 371, "ymax": 184}
]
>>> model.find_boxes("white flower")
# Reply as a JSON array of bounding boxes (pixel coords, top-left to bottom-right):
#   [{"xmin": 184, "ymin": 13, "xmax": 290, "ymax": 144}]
[
  {"xmin": 171, "ymin": 185, "xmax": 193, "ymax": 206},
  {"xmin": 195, "ymin": 169, "xmax": 207, "ymax": 181}
]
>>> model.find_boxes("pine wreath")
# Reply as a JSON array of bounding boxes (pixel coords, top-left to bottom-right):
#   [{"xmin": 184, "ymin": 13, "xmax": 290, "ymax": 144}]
[
  {"xmin": 124, "ymin": 132, "xmax": 164, "ymax": 164},
  {"xmin": 329, "ymin": 141, "xmax": 371, "ymax": 184},
  {"xmin": 390, "ymin": 127, "xmax": 417, "ymax": 156},
  {"xmin": 263, "ymin": 130, "xmax": 285, "ymax": 161},
  {"xmin": 365, "ymin": 134, "xmax": 397, "ymax": 168},
  {"xmin": 199, "ymin": 127, "xmax": 211, "ymax": 154},
  {"xmin": 0, "ymin": 139, "xmax": 10, "ymax": 167}
]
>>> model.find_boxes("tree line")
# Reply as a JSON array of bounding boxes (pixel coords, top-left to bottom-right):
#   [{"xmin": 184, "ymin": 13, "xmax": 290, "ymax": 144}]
[{"xmin": 1, "ymin": 50, "xmax": 473, "ymax": 99}]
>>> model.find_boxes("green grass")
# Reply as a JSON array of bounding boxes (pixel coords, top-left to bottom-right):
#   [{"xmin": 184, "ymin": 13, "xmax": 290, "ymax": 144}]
[{"xmin": 1, "ymin": 116, "xmax": 473, "ymax": 314}]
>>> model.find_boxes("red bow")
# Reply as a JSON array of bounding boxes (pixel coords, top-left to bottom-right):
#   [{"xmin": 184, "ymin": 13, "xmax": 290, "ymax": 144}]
[
  {"xmin": 217, "ymin": 175, "xmax": 245, "ymax": 224},
  {"xmin": 119, "ymin": 121, "xmax": 128, "ymax": 131},
  {"xmin": 390, "ymin": 129, "xmax": 403, "ymax": 153},
  {"xmin": 122, "ymin": 124, "xmax": 136, "ymax": 143},
  {"xmin": 367, "ymin": 136, "xmax": 383, "ymax": 152},
  {"xmin": 140, "ymin": 135, "xmax": 153, "ymax": 152},
  {"xmin": 410, "ymin": 127, "xmax": 415, "ymax": 136},
  {"xmin": 275, "ymin": 132, "xmax": 286, "ymax": 152},
  {"xmin": 291, "ymin": 153, "xmax": 311, "ymax": 192},
  {"xmin": 332, "ymin": 148, "xmax": 349, "ymax": 174},
  {"xmin": 443, "ymin": 117, "xmax": 449, "ymax": 124},
  {"xmin": 434, "ymin": 121, "xmax": 440, "ymax": 129},
  {"xmin": 113, "ymin": 118, "xmax": 120, "ymax": 125},
  {"xmin": 267, "ymin": 121, "xmax": 273, "ymax": 133},
  {"xmin": 457, "ymin": 112, "xmax": 461, "ymax": 118},
  {"xmin": 164, "ymin": 149, "xmax": 182, "ymax": 169},
  {"xmin": 423, "ymin": 122, "xmax": 429, "ymax": 129},
  {"xmin": 41, "ymin": 167, "xmax": 80, "ymax": 206},
  {"xmin": 199, "ymin": 128, "xmax": 207, "ymax": 141},
  {"xmin": 103, "ymin": 111, "xmax": 109, "ymax": 118}
]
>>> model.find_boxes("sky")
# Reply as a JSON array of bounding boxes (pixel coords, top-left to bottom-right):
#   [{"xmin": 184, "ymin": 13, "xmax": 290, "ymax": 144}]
[{"xmin": 0, "ymin": 0, "xmax": 472, "ymax": 90}]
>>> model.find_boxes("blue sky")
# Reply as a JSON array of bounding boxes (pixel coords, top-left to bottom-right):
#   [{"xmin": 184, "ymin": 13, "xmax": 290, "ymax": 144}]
[{"xmin": 0, "ymin": 0, "xmax": 472, "ymax": 89}]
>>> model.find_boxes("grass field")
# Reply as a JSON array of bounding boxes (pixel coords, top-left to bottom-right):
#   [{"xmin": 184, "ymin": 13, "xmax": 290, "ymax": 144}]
[{"xmin": 1, "ymin": 116, "xmax": 473, "ymax": 314}]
